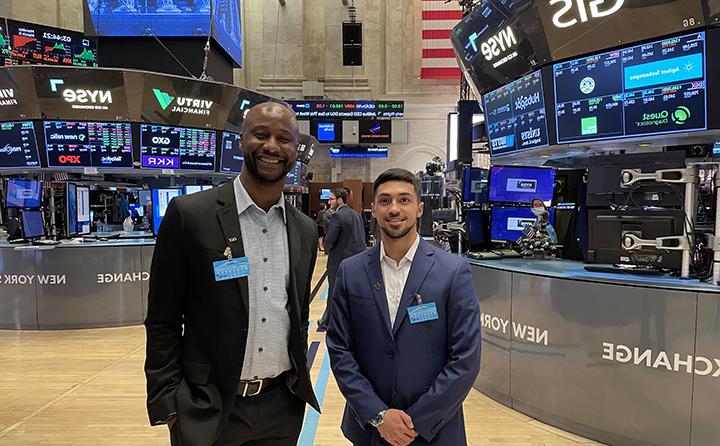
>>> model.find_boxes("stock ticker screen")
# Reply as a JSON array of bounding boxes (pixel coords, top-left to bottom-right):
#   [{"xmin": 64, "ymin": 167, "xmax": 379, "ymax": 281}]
[
  {"xmin": 483, "ymin": 70, "xmax": 549, "ymax": 156},
  {"xmin": 140, "ymin": 124, "xmax": 216, "ymax": 171},
  {"xmin": 7, "ymin": 20, "xmax": 98, "ymax": 67},
  {"xmin": 0, "ymin": 121, "xmax": 41, "ymax": 169},
  {"xmin": 44, "ymin": 121, "xmax": 133, "ymax": 168},
  {"xmin": 220, "ymin": 131, "xmax": 244, "ymax": 173},
  {"xmin": 0, "ymin": 24, "xmax": 11, "ymax": 66},
  {"xmin": 554, "ymin": 32, "xmax": 707, "ymax": 144}
]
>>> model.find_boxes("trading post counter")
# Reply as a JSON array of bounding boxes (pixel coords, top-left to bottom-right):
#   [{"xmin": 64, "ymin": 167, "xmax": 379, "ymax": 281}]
[
  {"xmin": 0, "ymin": 238, "xmax": 156, "ymax": 330},
  {"xmin": 469, "ymin": 258, "xmax": 720, "ymax": 446}
]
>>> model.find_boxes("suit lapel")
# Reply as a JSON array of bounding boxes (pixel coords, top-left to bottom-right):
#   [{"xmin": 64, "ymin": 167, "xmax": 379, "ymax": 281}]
[
  {"xmin": 364, "ymin": 246, "xmax": 393, "ymax": 339},
  {"xmin": 284, "ymin": 206, "xmax": 303, "ymax": 328},
  {"xmin": 392, "ymin": 239, "xmax": 435, "ymax": 335},
  {"xmin": 215, "ymin": 182, "xmax": 249, "ymax": 314}
]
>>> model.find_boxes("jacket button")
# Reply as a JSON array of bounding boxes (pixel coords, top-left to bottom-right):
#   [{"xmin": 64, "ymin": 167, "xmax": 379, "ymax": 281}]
[{"xmin": 385, "ymin": 351, "xmax": 394, "ymax": 358}]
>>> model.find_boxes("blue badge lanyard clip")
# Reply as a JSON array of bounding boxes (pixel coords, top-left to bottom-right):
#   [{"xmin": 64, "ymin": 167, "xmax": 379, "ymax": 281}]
[
  {"xmin": 414, "ymin": 293, "xmax": 423, "ymax": 305},
  {"xmin": 223, "ymin": 247, "xmax": 233, "ymax": 260}
]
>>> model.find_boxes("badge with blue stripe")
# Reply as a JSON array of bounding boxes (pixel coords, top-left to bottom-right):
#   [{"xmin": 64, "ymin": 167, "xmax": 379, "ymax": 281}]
[
  {"xmin": 408, "ymin": 302, "xmax": 439, "ymax": 324},
  {"xmin": 213, "ymin": 257, "xmax": 250, "ymax": 281}
]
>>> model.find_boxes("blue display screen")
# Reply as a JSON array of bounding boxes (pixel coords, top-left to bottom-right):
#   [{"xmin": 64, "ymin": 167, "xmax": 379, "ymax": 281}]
[
  {"xmin": 220, "ymin": 131, "xmax": 243, "ymax": 173},
  {"xmin": 320, "ymin": 188, "xmax": 331, "ymax": 200},
  {"xmin": 554, "ymin": 32, "xmax": 707, "ymax": 144},
  {"xmin": 483, "ymin": 70, "xmax": 549, "ymax": 156},
  {"xmin": 6, "ymin": 179, "xmax": 42, "ymax": 208},
  {"xmin": 21, "ymin": 210, "xmax": 45, "ymax": 239},
  {"xmin": 317, "ymin": 122, "xmax": 336, "ymax": 142},
  {"xmin": 151, "ymin": 188, "xmax": 182, "ymax": 235},
  {"xmin": 463, "ymin": 167, "xmax": 489, "ymax": 204},
  {"xmin": 489, "ymin": 166, "xmax": 555, "ymax": 205},
  {"xmin": 491, "ymin": 206, "xmax": 555, "ymax": 242},
  {"xmin": 86, "ymin": 1, "xmax": 242, "ymax": 66}
]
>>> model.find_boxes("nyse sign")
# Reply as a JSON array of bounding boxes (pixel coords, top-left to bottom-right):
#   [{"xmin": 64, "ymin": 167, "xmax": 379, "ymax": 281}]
[{"xmin": 550, "ymin": 0, "xmax": 625, "ymax": 28}]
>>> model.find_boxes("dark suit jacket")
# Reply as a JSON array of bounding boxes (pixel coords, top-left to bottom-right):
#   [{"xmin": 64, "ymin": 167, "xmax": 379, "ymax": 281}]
[
  {"xmin": 144, "ymin": 182, "xmax": 320, "ymax": 446},
  {"xmin": 324, "ymin": 205, "xmax": 367, "ymax": 283},
  {"xmin": 326, "ymin": 239, "xmax": 481, "ymax": 445}
]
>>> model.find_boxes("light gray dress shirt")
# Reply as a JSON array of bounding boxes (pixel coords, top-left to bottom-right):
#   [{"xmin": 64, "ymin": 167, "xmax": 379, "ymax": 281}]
[
  {"xmin": 380, "ymin": 233, "xmax": 421, "ymax": 327},
  {"xmin": 233, "ymin": 176, "xmax": 293, "ymax": 380}
]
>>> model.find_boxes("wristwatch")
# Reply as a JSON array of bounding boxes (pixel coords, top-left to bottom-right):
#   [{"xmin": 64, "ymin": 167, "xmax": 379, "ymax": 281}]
[{"xmin": 369, "ymin": 410, "xmax": 387, "ymax": 428}]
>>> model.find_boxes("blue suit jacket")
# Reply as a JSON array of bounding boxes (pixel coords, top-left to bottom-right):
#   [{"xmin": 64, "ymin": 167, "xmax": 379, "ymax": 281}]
[{"xmin": 326, "ymin": 238, "xmax": 481, "ymax": 445}]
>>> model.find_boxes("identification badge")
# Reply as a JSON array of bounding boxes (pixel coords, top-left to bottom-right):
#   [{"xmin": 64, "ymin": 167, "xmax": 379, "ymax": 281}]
[
  {"xmin": 213, "ymin": 257, "xmax": 250, "ymax": 281},
  {"xmin": 408, "ymin": 302, "xmax": 439, "ymax": 324}
]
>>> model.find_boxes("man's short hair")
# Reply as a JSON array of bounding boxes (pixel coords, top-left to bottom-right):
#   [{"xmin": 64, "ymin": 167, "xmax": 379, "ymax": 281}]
[
  {"xmin": 333, "ymin": 188, "xmax": 349, "ymax": 204},
  {"xmin": 373, "ymin": 168, "xmax": 421, "ymax": 200}
]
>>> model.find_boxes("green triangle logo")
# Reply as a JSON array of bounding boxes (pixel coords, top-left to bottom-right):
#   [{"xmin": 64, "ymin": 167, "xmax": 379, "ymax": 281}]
[{"xmin": 153, "ymin": 88, "xmax": 175, "ymax": 110}]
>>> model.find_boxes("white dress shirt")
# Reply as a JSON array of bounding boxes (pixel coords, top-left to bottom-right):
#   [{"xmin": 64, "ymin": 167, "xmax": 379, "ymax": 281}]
[
  {"xmin": 233, "ymin": 176, "xmax": 292, "ymax": 380},
  {"xmin": 380, "ymin": 233, "xmax": 421, "ymax": 327}
]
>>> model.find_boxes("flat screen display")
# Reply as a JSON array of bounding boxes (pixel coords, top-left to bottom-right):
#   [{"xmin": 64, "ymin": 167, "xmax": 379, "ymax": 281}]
[
  {"xmin": 311, "ymin": 120, "xmax": 342, "ymax": 144},
  {"xmin": 66, "ymin": 182, "xmax": 78, "ymax": 238},
  {"xmin": 450, "ymin": 0, "xmax": 551, "ymax": 95},
  {"xmin": 6, "ymin": 178, "xmax": 42, "ymax": 208},
  {"xmin": 0, "ymin": 121, "xmax": 41, "ymax": 169},
  {"xmin": 7, "ymin": 19, "xmax": 98, "ymax": 67},
  {"xmin": 329, "ymin": 146, "xmax": 388, "ymax": 158},
  {"xmin": 537, "ymin": 0, "xmax": 706, "ymax": 61},
  {"xmin": 86, "ymin": 1, "xmax": 242, "ymax": 66},
  {"xmin": 184, "ymin": 185, "xmax": 213, "ymax": 195},
  {"xmin": 140, "ymin": 124, "xmax": 216, "ymax": 171},
  {"xmin": 320, "ymin": 188, "xmax": 331, "ymax": 200},
  {"xmin": 0, "ymin": 24, "xmax": 11, "ymax": 66},
  {"xmin": 21, "ymin": 209, "xmax": 45, "ymax": 239},
  {"xmin": 483, "ymin": 70, "xmax": 549, "ymax": 156},
  {"xmin": 288, "ymin": 101, "xmax": 405, "ymax": 118},
  {"xmin": 44, "ymin": 121, "xmax": 133, "ymax": 168},
  {"xmin": 554, "ymin": 32, "xmax": 707, "ymax": 144},
  {"xmin": 463, "ymin": 167, "xmax": 489, "ymax": 204},
  {"xmin": 491, "ymin": 205, "xmax": 555, "ymax": 241},
  {"xmin": 152, "ymin": 188, "xmax": 182, "ymax": 235},
  {"xmin": 284, "ymin": 161, "xmax": 303, "ymax": 187},
  {"xmin": 220, "ymin": 131, "xmax": 243, "ymax": 173},
  {"xmin": 489, "ymin": 166, "xmax": 555, "ymax": 204},
  {"xmin": 358, "ymin": 120, "xmax": 392, "ymax": 144},
  {"xmin": 76, "ymin": 185, "xmax": 91, "ymax": 234}
]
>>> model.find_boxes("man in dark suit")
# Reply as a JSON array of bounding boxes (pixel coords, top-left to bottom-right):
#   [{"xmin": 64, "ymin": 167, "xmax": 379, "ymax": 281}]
[
  {"xmin": 326, "ymin": 168, "xmax": 481, "ymax": 446},
  {"xmin": 144, "ymin": 102, "xmax": 319, "ymax": 446},
  {"xmin": 319, "ymin": 187, "xmax": 367, "ymax": 328}
]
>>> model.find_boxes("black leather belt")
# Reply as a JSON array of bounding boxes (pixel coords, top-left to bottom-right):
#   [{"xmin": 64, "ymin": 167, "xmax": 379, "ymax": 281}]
[{"xmin": 237, "ymin": 371, "xmax": 287, "ymax": 397}]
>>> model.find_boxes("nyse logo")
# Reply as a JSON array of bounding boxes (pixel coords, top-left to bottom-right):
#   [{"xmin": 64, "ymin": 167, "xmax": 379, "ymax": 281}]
[
  {"xmin": 151, "ymin": 136, "xmax": 171, "ymax": 145},
  {"xmin": 550, "ymin": 0, "xmax": 625, "ymax": 29},
  {"xmin": 58, "ymin": 155, "xmax": 82, "ymax": 164},
  {"xmin": 49, "ymin": 79, "xmax": 113, "ymax": 109},
  {"xmin": 507, "ymin": 178, "xmax": 537, "ymax": 193},
  {"xmin": 481, "ymin": 26, "xmax": 518, "ymax": 61},
  {"xmin": 515, "ymin": 92, "xmax": 541, "ymax": 111}
]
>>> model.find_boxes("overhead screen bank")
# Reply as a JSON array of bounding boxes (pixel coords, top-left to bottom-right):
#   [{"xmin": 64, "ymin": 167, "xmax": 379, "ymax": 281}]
[{"xmin": 0, "ymin": 66, "xmax": 288, "ymax": 329}]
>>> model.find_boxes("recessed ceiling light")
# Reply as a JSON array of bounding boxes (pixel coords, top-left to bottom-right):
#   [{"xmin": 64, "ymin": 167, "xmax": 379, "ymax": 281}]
[{"xmin": 540, "ymin": 155, "xmax": 551, "ymax": 158}]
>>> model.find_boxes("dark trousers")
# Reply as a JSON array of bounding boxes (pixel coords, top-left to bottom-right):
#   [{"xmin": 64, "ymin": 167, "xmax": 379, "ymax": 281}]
[
  {"xmin": 320, "ymin": 270, "xmax": 337, "ymax": 325},
  {"xmin": 170, "ymin": 384, "xmax": 305, "ymax": 446}
]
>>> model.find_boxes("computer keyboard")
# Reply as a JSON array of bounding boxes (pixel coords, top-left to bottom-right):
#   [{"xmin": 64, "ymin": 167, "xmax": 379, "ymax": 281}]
[
  {"xmin": 466, "ymin": 250, "xmax": 521, "ymax": 260},
  {"xmin": 31, "ymin": 239, "xmax": 61, "ymax": 246},
  {"xmin": 584, "ymin": 265, "xmax": 664, "ymax": 276}
]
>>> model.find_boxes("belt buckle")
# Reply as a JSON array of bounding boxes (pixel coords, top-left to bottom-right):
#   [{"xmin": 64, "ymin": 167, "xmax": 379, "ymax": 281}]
[{"xmin": 242, "ymin": 379, "xmax": 264, "ymax": 397}]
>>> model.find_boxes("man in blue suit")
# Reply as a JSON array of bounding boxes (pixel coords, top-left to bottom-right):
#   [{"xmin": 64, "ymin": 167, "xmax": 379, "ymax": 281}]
[{"xmin": 327, "ymin": 168, "xmax": 481, "ymax": 446}]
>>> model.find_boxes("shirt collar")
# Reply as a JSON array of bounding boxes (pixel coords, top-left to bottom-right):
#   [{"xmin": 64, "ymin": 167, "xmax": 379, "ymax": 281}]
[
  {"xmin": 233, "ymin": 175, "xmax": 287, "ymax": 223},
  {"xmin": 380, "ymin": 232, "xmax": 420, "ymax": 268}
]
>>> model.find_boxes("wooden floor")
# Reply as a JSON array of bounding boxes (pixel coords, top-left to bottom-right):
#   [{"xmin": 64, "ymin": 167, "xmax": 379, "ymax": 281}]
[{"xmin": 0, "ymin": 252, "xmax": 603, "ymax": 446}]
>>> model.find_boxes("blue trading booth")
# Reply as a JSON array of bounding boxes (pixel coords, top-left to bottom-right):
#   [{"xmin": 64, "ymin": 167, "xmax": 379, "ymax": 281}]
[{"xmin": 448, "ymin": 2, "xmax": 720, "ymax": 445}]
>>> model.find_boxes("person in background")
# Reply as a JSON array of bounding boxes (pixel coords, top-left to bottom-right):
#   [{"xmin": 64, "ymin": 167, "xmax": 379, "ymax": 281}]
[
  {"xmin": 316, "ymin": 202, "xmax": 328, "ymax": 251},
  {"xmin": 144, "ymin": 102, "xmax": 319, "ymax": 446},
  {"xmin": 326, "ymin": 168, "xmax": 481, "ymax": 445},
  {"xmin": 319, "ymin": 187, "xmax": 366, "ymax": 329},
  {"xmin": 531, "ymin": 198, "xmax": 558, "ymax": 243}
]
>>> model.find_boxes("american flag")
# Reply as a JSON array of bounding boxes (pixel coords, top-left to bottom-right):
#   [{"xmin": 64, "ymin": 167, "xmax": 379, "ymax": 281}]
[{"xmin": 421, "ymin": 0, "xmax": 463, "ymax": 79}]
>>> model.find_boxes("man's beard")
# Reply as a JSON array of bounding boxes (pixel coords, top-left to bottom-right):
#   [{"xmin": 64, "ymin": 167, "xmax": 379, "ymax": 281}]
[
  {"xmin": 245, "ymin": 153, "xmax": 293, "ymax": 184},
  {"xmin": 380, "ymin": 218, "xmax": 416, "ymax": 239}
]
